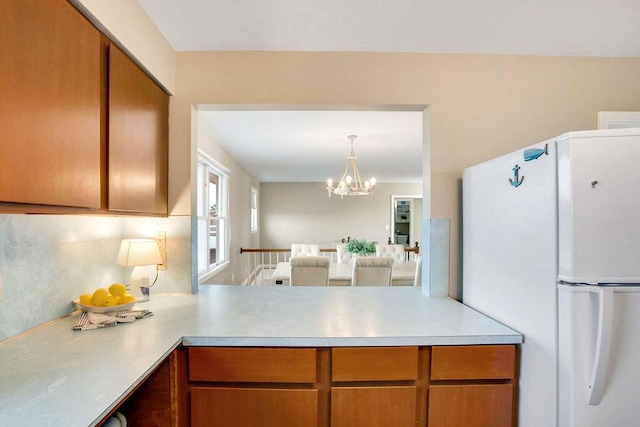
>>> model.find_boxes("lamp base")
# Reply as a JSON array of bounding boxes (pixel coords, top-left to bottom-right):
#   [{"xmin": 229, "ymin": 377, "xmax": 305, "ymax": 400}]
[{"xmin": 129, "ymin": 265, "xmax": 151, "ymax": 302}]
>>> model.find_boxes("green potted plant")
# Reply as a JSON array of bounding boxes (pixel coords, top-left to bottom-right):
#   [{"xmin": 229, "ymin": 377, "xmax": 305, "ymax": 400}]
[{"xmin": 346, "ymin": 238, "xmax": 377, "ymax": 256}]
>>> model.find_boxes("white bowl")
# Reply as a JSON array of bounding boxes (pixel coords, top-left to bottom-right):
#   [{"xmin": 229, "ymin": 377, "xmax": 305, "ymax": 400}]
[{"xmin": 73, "ymin": 299, "xmax": 137, "ymax": 313}]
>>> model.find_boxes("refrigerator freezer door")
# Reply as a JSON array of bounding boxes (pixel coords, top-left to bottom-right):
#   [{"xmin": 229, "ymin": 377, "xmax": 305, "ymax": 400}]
[
  {"xmin": 557, "ymin": 129, "xmax": 640, "ymax": 284},
  {"xmin": 463, "ymin": 138, "xmax": 558, "ymax": 427},
  {"xmin": 558, "ymin": 284, "xmax": 640, "ymax": 426}
]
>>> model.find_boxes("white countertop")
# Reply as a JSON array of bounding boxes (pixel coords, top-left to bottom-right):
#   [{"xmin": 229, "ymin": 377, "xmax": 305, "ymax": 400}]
[{"xmin": 0, "ymin": 286, "xmax": 521, "ymax": 426}]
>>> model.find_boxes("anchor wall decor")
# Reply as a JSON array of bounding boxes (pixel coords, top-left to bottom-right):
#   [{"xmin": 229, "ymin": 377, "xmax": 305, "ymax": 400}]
[{"xmin": 509, "ymin": 164, "xmax": 524, "ymax": 187}]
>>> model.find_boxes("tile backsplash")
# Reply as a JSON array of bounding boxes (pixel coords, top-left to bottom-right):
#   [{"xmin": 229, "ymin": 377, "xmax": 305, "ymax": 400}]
[{"xmin": 0, "ymin": 214, "xmax": 191, "ymax": 342}]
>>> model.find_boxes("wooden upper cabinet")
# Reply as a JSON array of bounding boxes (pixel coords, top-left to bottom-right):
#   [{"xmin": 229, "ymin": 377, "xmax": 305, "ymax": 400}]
[
  {"xmin": 0, "ymin": 0, "xmax": 102, "ymax": 208},
  {"xmin": 108, "ymin": 46, "xmax": 168, "ymax": 215}
]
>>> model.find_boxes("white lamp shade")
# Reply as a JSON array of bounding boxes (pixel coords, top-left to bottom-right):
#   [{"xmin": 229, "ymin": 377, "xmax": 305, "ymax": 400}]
[{"xmin": 116, "ymin": 239, "xmax": 163, "ymax": 267}]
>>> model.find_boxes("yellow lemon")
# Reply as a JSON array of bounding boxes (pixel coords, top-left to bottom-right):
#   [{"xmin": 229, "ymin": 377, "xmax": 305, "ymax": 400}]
[
  {"xmin": 79, "ymin": 293, "xmax": 92, "ymax": 306},
  {"xmin": 119, "ymin": 295, "xmax": 137, "ymax": 304},
  {"xmin": 90, "ymin": 288, "xmax": 109, "ymax": 307},
  {"xmin": 104, "ymin": 295, "xmax": 120, "ymax": 307},
  {"xmin": 108, "ymin": 283, "xmax": 127, "ymax": 297}
]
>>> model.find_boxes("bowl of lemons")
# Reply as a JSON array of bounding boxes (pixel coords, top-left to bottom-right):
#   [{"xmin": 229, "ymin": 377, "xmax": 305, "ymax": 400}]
[{"xmin": 74, "ymin": 283, "xmax": 138, "ymax": 313}]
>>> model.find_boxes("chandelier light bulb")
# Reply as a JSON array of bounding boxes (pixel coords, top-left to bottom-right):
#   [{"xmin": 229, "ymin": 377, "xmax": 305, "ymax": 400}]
[
  {"xmin": 370, "ymin": 177, "xmax": 376, "ymax": 186},
  {"xmin": 327, "ymin": 178, "xmax": 333, "ymax": 186},
  {"xmin": 345, "ymin": 175, "xmax": 352, "ymax": 185}
]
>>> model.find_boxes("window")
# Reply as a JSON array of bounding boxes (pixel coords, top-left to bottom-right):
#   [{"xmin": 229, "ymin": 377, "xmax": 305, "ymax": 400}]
[
  {"xmin": 250, "ymin": 186, "xmax": 258, "ymax": 233},
  {"xmin": 197, "ymin": 151, "xmax": 229, "ymax": 281}
]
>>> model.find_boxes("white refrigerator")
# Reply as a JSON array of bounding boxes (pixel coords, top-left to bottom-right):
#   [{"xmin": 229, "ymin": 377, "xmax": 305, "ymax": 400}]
[{"xmin": 462, "ymin": 128, "xmax": 640, "ymax": 427}]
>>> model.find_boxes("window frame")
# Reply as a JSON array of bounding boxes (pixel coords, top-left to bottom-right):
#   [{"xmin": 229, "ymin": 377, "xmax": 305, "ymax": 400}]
[{"xmin": 197, "ymin": 150, "xmax": 230, "ymax": 282}]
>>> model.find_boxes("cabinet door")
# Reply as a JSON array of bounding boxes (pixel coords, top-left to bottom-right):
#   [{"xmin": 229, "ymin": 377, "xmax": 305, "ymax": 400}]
[
  {"xmin": 108, "ymin": 46, "xmax": 168, "ymax": 215},
  {"xmin": 0, "ymin": 0, "xmax": 102, "ymax": 208},
  {"xmin": 191, "ymin": 387, "xmax": 318, "ymax": 427},
  {"xmin": 331, "ymin": 386, "xmax": 417, "ymax": 427},
  {"xmin": 428, "ymin": 384, "xmax": 514, "ymax": 427}
]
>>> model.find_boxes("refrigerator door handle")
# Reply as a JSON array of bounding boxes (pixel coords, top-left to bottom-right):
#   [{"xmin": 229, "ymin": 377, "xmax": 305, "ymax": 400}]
[{"xmin": 587, "ymin": 287, "xmax": 614, "ymax": 405}]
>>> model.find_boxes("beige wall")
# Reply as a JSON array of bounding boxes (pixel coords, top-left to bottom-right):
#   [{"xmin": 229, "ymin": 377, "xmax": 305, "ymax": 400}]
[
  {"xmin": 260, "ymin": 183, "xmax": 422, "ymax": 249},
  {"xmin": 59, "ymin": 4, "xmax": 640, "ymax": 298},
  {"xmin": 170, "ymin": 52, "xmax": 640, "ymax": 298},
  {"xmin": 63, "ymin": 3, "xmax": 640, "ymax": 298},
  {"xmin": 197, "ymin": 120, "xmax": 260, "ymax": 285}
]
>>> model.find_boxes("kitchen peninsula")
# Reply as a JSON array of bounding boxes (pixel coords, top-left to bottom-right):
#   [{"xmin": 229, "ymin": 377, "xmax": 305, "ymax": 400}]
[{"xmin": 0, "ymin": 286, "xmax": 521, "ymax": 426}]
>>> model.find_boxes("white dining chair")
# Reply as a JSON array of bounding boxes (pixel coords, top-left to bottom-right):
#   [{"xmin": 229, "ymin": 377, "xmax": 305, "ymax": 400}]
[
  {"xmin": 336, "ymin": 244, "xmax": 353, "ymax": 264},
  {"xmin": 289, "ymin": 256, "xmax": 330, "ymax": 286},
  {"xmin": 290, "ymin": 244, "xmax": 320, "ymax": 258},
  {"xmin": 376, "ymin": 244, "xmax": 406, "ymax": 263},
  {"xmin": 352, "ymin": 257, "xmax": 394, "ymax": 286}
]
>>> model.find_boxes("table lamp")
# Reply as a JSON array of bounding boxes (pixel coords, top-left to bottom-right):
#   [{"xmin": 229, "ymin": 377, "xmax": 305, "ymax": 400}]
[{"xmin": 116, "ymin": 238, "xmax": 163, "ymax": 301}]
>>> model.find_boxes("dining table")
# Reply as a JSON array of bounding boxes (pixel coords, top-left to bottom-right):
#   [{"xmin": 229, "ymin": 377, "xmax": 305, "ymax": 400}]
[{"xmin": 271, "ymin": 260, "xmax": 417, "ymax": 286}]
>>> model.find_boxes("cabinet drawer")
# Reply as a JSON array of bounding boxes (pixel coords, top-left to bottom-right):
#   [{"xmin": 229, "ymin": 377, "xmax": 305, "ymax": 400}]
[
  {"xmin": 332, "ymin": 347, "xmax": 418, "ymax": 382},
  {"xmin": 431, "ymin": 345, "xmax": 516, "ymax": 380},
  {"xmin": 189, "ymin": 348, "xmax": 317, "ymax": 383}
]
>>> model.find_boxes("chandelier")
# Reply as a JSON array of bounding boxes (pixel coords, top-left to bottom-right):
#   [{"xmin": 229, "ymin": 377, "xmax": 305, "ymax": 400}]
[{"xmin": 326, "ymin": 135, "xmax": 376, "ymax": 198}]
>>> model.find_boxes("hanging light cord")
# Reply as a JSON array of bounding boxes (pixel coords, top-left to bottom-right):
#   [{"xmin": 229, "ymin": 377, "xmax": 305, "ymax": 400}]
[{"xmin": 149, "ymin": 264, "xmax": 160, "ymax": 288}]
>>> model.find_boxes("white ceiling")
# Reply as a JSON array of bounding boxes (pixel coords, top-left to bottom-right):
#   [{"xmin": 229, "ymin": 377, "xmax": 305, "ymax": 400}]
[
  {"xmin": 137, "ymin": 0, "xmax": 640, "ymax": 183},
  {"xmin": 136, "ymin": 0, "xmax": 640, "ymax": 57},
  {"xmin": 199, "ymin": 108, "xmax": 424, "ymax": 183}
]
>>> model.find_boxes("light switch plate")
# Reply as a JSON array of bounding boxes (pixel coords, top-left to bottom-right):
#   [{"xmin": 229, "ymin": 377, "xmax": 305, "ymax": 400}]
[{"xmin": 155, "ymin": 231, "xmax": 167, "ymax": 270}]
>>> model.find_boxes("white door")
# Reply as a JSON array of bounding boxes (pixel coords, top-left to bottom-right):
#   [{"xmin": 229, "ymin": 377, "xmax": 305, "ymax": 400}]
[
  {"xmin": 557, "ymin": 129, "xmax": 640, "ymax": 284},
  {"xmin": 558, "ymin": 284, "xmax": 640, "ymax": 427}
]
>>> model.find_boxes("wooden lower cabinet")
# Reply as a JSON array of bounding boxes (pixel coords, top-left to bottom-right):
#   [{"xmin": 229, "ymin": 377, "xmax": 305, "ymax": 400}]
[
  {"xmin": 331, "ymin": 386, "xmax": 417, "ymax": 427},
  {"xmin": 428, "ymin": 345, "xmax": 518, "ymax": 427},
  {"xmin": 191, "ymin": 387, "xmax": 318, "ymax": 427},
  {"xmin": 428, "ymin": 384, "xmax": 514, "ymax": 427},
  {"xmin": 100, "ymin": 351, "xmax": 175, "ymax": 426},
  {"xmin": 330, "ymin": 347, "xmax": 421, "ymax": 427},
  {"xmin": 178, "ymin": 345, "xmax": 518, "ymax": 427},
  {"xmin": 181, "ymin": 347, "xmax": 323, "ymax": 426}
]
